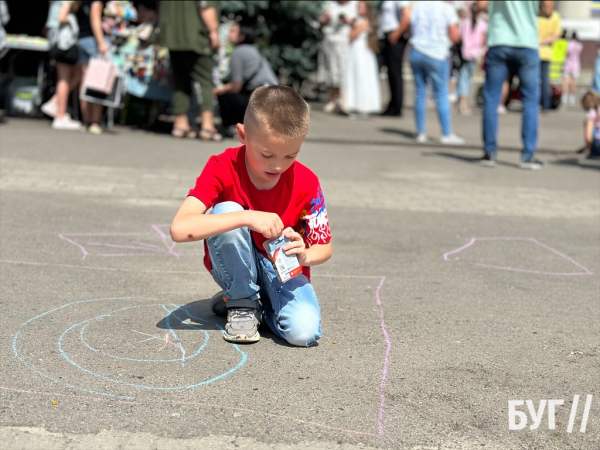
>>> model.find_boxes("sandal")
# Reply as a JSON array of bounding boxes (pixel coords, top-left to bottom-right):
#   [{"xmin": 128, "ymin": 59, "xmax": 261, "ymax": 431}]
[
  {"xmin": 171, "ymin": 128, "xmax": 198, "ymax": 139},
  {"xmin": 199, "ymin": 129, "xmax": 223, "ymax": 142}
]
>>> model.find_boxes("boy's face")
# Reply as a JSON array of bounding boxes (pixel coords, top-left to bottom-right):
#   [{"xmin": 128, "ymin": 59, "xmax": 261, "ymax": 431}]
[{"xmin": 237, "ymin": 123, "xmax": 304, "ymax": 189}]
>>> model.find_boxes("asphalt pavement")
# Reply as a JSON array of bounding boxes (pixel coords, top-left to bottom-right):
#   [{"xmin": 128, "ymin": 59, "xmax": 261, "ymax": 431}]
[{"xmin": 0, "ymin": 100, "xmax": 599, "ymax": 450}]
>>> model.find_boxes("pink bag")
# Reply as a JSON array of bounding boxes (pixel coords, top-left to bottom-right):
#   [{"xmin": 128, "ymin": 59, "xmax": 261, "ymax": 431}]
[{"xmin": 83, "ymin": 57, "xmax": 117, "ymax": 95}]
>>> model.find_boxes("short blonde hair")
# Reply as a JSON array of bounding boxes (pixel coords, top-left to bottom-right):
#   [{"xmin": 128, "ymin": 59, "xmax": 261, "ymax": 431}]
[
  {"xmin": 244, "ymin": 85, "xmax": 309, "ymax": 139},
  {"xmin": 582, "ymin": 90, "xmax": 600, "ymax": 111}
]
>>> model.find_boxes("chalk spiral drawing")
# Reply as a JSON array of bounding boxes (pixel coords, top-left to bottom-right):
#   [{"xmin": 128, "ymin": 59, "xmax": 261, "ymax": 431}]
[
  {"xmin": 443, "ymin": 237, "xmax": 593, "ymax": 276},
  {"xmin": 0, "ymin": 255, "xmax": 392, "ymax": 437},
  {"xmin": 12, "ymin": 297, "xmax": 248, "ymax": 400}
]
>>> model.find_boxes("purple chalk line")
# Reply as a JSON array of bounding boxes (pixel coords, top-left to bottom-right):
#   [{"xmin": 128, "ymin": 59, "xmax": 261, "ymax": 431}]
[{"xmin": 443, "ymin": 237, "xmax": 593, "ymax": 276}]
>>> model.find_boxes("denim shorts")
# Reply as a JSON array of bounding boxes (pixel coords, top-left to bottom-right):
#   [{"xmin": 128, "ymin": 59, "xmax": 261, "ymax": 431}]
[{"xmin": 77, "ymin": 36, "xmax": 111, "ymax": 64}]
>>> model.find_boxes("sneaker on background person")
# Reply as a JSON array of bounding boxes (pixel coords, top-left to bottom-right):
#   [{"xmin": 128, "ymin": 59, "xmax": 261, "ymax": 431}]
[
  {"xmin": 476, "ymin": 152, "xmax": 497, "ymax": 167},
  {"xmin": 41, "ymin": 100, "xmax": 58, "ymax": 118},
  {"xmin": 519, "ymin": 158, "xmax": 544, "ymax": 170},
  {"xmin": 87, "ymin": 124, "xmax": 103, "ymax": 135},
  {"xmin": 51, "ymin": 114, "xmax": 81, "ymax": 131},
  {"xmin": 415, "ymin": 132, "xmax": 428, "ymax": 143},
  {"xmin": 440, "ymin": 133, "xmax": 465, "ymax": 145}
]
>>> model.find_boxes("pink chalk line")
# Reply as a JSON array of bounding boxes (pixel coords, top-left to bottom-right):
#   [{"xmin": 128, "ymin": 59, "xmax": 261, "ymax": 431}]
[
  {"xmin": 443, "ymin": 237, "xmax": 593, "ymax": 276},
  {"xmin": 0, "ymin": 385, "xmax": 377, "ymax": 437},
  {"xmin": 375, "ymin": 276, "xmax": 390, "ymax": 437}
]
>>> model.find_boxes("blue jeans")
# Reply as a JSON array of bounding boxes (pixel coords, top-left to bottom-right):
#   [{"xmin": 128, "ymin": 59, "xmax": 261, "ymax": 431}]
[
  {"xmin": 77, "ymin": 36, "xmax": 111, "ymax": 64},
  {"xmin": 592, "ymin": 54, "xmax": 600, "ymax": 94},
  {"xmin": 540, "ymin": 60, "xmax": 551, "ymax": 111},
  {"xmin": 592, "ymin": 137, "xmax": 600, "ymax": 157},
  {"xmin": 457, "ymin": 60, "xmax": 476, "ymax": 98},
  {"xmin": 483, "ymin": 46, "xmax": 540, "ymax": 160},
  {"xmin": 409, "ymin": 47, "xmax": 453, "ymax": 136},
  {"xmin": 206, "ymin": 202, "xmax": 322, "ymax": 347}
]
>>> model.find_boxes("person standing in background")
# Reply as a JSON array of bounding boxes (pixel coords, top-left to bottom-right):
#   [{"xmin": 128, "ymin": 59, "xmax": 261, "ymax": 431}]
[
  {"xmin": 456, "ymin": 2, "xmax": 487, "ymax": 115},
  {"xmin": 317, "ymin": 1, "xmax": 358, "ymax": 114},
  {"xmin": 378, "ymin": 0, "xmax": 410, "ymax": 117},
  {"xmin": 76, "ymin": 0, "xmax": 111, "ymax": 135},
  {"xmin": 158, "ymin": 1, "xmax": 222, "ymax": 141},
  {"xmin": 41, "ymin": 1, "xmax": 82, "ymax": 131},
  {"xmin": 561, "ymin": 31, "xmax": 582, "ymax": 106},
  {"xmin": 344, "ymin": 1, "xmax": 381, "ymax": 119},
  {"xmin": 408, "ymin": 0, "xmax": 465, "ymax": 145},
  {"xmin": 477, "ymin": 0, "xmax": 554, "ymax": 170},
  {"xmin": 538, "ymin": 8, "xmax": 561, "ymax": 113},
  {"xmin": 0, "ymin": 1, "xmax": 9, "ymax": 53},
  {"xmin": 590, "ymin": 38, "xmax": 600, "ymax": 94}
]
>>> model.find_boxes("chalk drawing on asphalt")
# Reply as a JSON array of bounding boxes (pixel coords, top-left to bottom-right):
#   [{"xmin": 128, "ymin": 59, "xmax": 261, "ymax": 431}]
[
  {"xmin": 12, "ymin": 297, "xmax": 247, "ymax": 400},
  {"xmin": 444, "ymin": 237, "xmax": 593, "ymax": 276}
]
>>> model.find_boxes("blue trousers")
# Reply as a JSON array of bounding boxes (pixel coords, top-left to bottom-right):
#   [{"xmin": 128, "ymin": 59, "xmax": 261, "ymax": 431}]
[
  {"xmin": 483, "ymin": 46, "xmax": 540, "ymax": 160},
  {"xmin": 409, "ymin": 47, "xmax": 453, "ymax": 136},
  {"xmin": 206, "ymin": 202, "xmax": 322, "ymax": 347}
]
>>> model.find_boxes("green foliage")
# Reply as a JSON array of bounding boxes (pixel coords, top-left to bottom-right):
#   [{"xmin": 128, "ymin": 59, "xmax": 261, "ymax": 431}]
[{"xmin": 220, "ymin": 0, "xmax": 324, "ymax": 84}]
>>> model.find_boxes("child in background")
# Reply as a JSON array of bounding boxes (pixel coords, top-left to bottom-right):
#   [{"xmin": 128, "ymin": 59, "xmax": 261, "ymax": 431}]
[
  {"xmin": 582, "ymin": 90, "xmax": 600, "ymax": 159},
  {"xmin": 562, "ymin": 32, "xmax": 583, "ymax": 106},
  {"xmin": 456, "ymin": 2, "xmax": 487, "ymax": 115},
  {"xmin": 344, "ymin": 0, "xmax": 381, "ymax": 119},
  {"xmin": 170, "ymin": 85, "xmax": 333, "ymax": 345}
]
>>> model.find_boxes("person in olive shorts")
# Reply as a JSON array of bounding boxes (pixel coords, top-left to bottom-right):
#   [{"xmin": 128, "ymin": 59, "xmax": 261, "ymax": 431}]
[{"xmin": 158, "ymin": 1, "xmax": 223, "ymax": 141}]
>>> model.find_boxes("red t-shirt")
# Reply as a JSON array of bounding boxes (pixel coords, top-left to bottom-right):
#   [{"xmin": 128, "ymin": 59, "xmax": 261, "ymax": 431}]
[{"xmin": 187, "ymin": 146, "xmax": 332, "ymax": 280}]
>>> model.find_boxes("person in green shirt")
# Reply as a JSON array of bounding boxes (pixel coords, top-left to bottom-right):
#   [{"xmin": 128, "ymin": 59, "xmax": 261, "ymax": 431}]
[
  {"xmin": 158, "ymin": 1, "xmax": 223, "ymax": 141},
  {"xmin": 476, "ymin": 1, "xmax": 553, "ymax": 170}
]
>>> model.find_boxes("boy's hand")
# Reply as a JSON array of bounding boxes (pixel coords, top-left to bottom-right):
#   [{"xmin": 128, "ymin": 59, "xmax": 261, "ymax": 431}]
[
  {"xmin": 247, "ymin": 211, "xmax": 284, "ymax": 239},
  {"xmin": 282, "ymin": 227, "xmax": 308, "ymax": 265}
]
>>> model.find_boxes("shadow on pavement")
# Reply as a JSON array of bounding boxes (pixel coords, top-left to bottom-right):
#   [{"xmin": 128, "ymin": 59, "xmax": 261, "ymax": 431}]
[
  {"xmin": 422, "ymin": 151, "xmax": 517, "ymax": 168},
  {"xmin": 551, "ymin": 157, "xmax": 600, "ymax": 171},
  {"xmin": 378, "ymin": 127, "xmax": 417, "ymax": 139},
  {"xmin": 155, "ymin": 297, "xmax": 298, "ymax": 347}
]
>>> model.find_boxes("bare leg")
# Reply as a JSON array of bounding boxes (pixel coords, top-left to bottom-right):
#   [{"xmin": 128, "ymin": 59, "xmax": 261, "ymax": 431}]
[
  {"xmin": 500, "ymin": 80, "xmax": 509, "ymax": 106},
  {"xmin": 173, "ymin": 113, "xmax": 190, "ymax": 131},
  {"xmin": 79, "ymin": 63, "xmax": 90, "ymax": 126},
  {"xmin": 200, "ymin": 110, "xmax": 215, "ymax": 132},
  {"xmin": 55, "ymin": 64, "xmax": 71, "ymax": 120}
]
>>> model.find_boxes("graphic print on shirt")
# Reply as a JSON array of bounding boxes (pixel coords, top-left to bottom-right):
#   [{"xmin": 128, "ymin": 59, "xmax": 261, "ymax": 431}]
[{"xmin": 301, "ymin": 185, "xmax": 332, "ymax": 246}]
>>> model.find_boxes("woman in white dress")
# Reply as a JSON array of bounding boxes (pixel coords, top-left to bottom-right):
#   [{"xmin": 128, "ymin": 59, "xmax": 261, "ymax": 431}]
[{"xmin": 344, "ymin": 1, "xmax": 381, "ymax": 119}]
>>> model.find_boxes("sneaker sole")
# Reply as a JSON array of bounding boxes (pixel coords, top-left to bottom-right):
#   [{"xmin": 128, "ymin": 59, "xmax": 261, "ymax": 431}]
[
  {"xmin": 518, "ymin": 164, "xmax": 544, "ymax": 170},
  {"xmin": 222, "ymin": 331, "xmax": 260, "ymax": 343}
]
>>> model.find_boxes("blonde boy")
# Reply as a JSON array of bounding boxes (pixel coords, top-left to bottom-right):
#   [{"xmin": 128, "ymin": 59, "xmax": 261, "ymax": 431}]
[{"xmin": 171, "ymin": 86, "xmax": 332, "ymax": 345}]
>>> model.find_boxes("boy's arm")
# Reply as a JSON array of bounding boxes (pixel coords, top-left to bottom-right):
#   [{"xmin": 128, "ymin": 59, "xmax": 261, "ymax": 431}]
[
  {"xmin": 302, "ymin": 242, "xmax": 333, "ymax": 267},
  {"xmin": 170, "ymin": 196, "xmax": 284, "ymax": 242}
]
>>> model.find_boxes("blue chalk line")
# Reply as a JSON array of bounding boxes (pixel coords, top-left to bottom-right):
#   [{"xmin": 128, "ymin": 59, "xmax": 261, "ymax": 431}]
[{"xmin": 12, "ymin": 297, "xmax": 248, "ymax": 398}]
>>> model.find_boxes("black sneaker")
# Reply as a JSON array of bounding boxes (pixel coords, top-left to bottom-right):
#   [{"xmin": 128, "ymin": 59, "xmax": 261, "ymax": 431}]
[
  {"xmin": 519, "ymin": 158, "xmax": 544, "ymax": 170},
  {"xmin": 223, "ymin": 306, "xmax": 261, "ymax": 343},
  {"xmin": 476, "ymin": 153, "xmax": 496, "ymax": 167}
]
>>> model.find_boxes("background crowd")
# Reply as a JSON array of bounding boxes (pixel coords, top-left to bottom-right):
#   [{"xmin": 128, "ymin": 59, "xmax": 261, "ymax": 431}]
[{"xmin": 0, "ymin": 1, "xmax": 599, "ymax": 159}]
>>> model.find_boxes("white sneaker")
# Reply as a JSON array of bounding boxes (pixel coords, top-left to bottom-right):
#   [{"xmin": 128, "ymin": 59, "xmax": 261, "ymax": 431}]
[
  {"xmin": 415, "ymin": 133, "xmax": 428, "ymax": 143},
  {"xmin": 323, "ymin": 101, "xmax": 336, "ymax": 113},
  {"xmin": 568, "ymin": 95, "xmax": 576, "ymax": 106},
  {"xmin": 51, "ymin": 115, "xmax": 82, "ymax": 131},
  {"xmin": 41, "ymin": 101, "xmax": 58, "ymax": 118},
  {"xmin": 440, "ymin": 134, "xmax": 465, "ymax": 145},
  {"xmin": 497, "ymin": 105, "xmax": 507, "ymax": 114}
]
